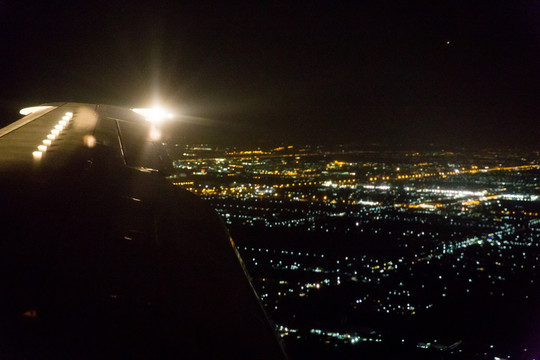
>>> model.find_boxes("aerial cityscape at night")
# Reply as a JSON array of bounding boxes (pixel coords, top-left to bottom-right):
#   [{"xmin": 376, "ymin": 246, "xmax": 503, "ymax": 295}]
[
  {"xmin": 1, "ymin": 1, "xmax": 539, "ymax": 359},
  {"xmin": 169, "ymin": 144, "xmax": 540, "ymax": 359}
]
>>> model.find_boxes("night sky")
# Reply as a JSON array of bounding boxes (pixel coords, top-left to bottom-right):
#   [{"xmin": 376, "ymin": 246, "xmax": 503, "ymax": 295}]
[{"xmin": 0, "ymin": 1, "xmax": 538, "ymax": 147}]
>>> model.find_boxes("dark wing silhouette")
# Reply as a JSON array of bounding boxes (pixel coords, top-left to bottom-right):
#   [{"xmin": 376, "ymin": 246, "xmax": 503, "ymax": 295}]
[{"xmin": 0, "ymin": 103, "xmax": 286, "ymax": 359}]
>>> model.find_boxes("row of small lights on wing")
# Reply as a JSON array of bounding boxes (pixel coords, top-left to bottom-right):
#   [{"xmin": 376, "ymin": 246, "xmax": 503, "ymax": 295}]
[{"xmin": 32, "ymin": 112, "xmax": 73, "ymax": 160}]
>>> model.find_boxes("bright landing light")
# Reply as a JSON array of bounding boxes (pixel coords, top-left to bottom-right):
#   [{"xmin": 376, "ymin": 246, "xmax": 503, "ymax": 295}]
[
  {"xmin": 20, "ymin": 106, "xmax": 53, "ymax": 115},
  {"xmin": 132, "ymin": 107, "xmax": 174, "ymax": 123}
]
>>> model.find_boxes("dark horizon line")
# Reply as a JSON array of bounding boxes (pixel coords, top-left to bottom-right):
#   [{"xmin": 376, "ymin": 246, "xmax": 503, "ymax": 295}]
[{"xmin": 164, "ymin": 141, "xmax": 540, "ymax": 153}]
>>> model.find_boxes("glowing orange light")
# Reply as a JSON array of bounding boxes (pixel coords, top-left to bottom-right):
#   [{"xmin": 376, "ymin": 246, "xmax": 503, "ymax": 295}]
[{"xmin": 83, "ymin": 135, "xmax": 96, "ymax": 148}]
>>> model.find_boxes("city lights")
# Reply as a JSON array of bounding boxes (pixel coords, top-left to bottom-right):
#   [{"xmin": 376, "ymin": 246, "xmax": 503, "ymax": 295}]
[{"xmin": 168, "ymin": 144, "xmax": 540, "ymax": 357}]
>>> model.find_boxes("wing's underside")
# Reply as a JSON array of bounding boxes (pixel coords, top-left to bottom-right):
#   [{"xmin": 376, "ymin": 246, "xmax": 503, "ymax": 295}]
[{"xmin": 0, "ymin": 103, "xmax": 286, "ymax": 359}]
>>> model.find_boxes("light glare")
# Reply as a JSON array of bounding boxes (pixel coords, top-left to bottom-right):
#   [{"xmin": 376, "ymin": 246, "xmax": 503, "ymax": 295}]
[
  {"xmin": 83, "ymin": 135, "xmax": 96, "ymax": 148},
  {"xmin": 149, "ymin": 125, "xmax": 161, "ymax": 141},
  {"xmin": 20, "ymin": 106, "xmax": 53, "ymax": 115},
  {"xmin": 132, "ymin": 107, "xmax": 174, "ymax": 123}
]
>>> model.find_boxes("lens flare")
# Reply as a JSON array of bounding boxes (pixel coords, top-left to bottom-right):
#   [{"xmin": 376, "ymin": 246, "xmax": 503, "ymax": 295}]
[{"xmin": 132, "ymin": 107, "xmax": 174, "ymax": 124}]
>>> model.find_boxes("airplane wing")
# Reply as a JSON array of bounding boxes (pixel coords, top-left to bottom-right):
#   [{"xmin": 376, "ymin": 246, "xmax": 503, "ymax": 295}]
[{"xmin": 0, "ymin": 103, "xmax": 287, "ymax": 359}]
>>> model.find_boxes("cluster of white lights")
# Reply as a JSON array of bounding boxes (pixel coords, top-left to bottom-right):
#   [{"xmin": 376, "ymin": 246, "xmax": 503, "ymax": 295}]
[
  {"xmin": 418, "ymin": 188, "xmax": 486, "ymax": 197},
  {"xmin": 364, "ymin": 184, "xmax": 391, "ymax": 190},
  {"xmin": 32, "ymin": 112, "xmax": 73, "ymax": 160}
]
